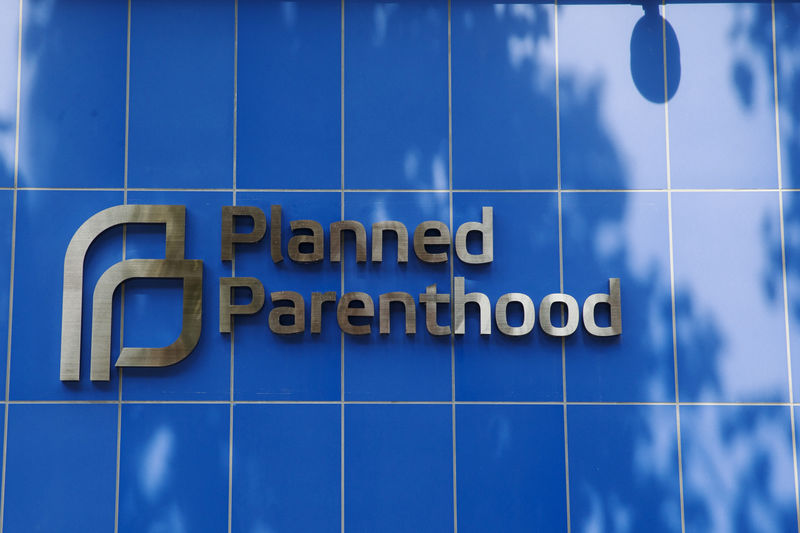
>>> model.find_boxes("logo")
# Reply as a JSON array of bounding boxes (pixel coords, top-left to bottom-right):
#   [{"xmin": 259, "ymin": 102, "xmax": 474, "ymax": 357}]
[{"xmin": 60, "ymin": 205, "xmax": 203, "ymax": 382}]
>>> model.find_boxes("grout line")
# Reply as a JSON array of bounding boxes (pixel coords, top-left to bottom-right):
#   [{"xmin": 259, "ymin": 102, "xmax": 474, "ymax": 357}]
[
  {"xmin": 228, "ymin": 2, "xmax": 238, "ymax": 532},
  {"xmin": 447, "ymin": 2, "xmax": 457, "ymax": 532},
  {"xmin": 3, "ymin": 399, "xmax": 800, "ymax": 406},
  {"xmin": 554, "ymin": 4, "xmax": 571, "ymax": 533},
  {"xmin": 9, "ymin": 187, "xmax": 800, "ymax": 194},
  {"xmin": 340, "ymin": 2, "xmax": 346, "ymax": 532},
  {"xmin": 114, "ymin": 2, "xmax": 132, "ymax": 530},
  {"xmin": 0, "ymin": 0, "xmax": 22, "ymax": 528},
  {"xmin": 662, "ymin": 3, "xmax": 686, "ymax": 532},
  {"xmin": 770, "ymin": 3, "xmax": 800, "ymax": 531}
]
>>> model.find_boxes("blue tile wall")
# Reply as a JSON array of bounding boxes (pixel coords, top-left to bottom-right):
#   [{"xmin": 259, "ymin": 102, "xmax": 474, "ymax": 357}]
[
  {"xmin": 2, "ymin": 1, "xmax": 800, "ymax": 532},
  {"xmin": 119, "ymin": 404, "xmax": 229, "ymax": 533}
]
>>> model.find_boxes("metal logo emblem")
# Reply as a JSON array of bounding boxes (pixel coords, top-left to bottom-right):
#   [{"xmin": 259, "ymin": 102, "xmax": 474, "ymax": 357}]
[{"xmin": 60, "ymin": 205, "xmax": 203, "ymax": 382}]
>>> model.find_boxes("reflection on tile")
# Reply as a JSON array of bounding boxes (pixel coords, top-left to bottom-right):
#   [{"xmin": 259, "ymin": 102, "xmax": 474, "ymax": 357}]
[
  {"xmin": 122, "ymin": 192, "xmax": 231, "ymax": 400},
  {"xmin": 667, "ymin": 3, "xmax": 777, "ymax": 189},
  {"xmin": 781, "ymin": 192, "xmax": 800, "ymax": 400},
  {"xmin": 672, "ymin": 192, "xmax": 787, "ymax": 402},
  {"xmin": 234, "ymin": 192, "xmax": 341, "ymax": 401},
  {"xmin": 237, "ymin": 0, "xmax": 339, "ymax": 190},
  {"xmin": 776, "ymin": 3, "xmax": 800, "ymax": 188},
  {"xmin": 0, "ymin": 192, "xmax": 12, "ymax": 399},
  {"xmin": 345, "ymin": 1, "xmax": 448, "ymax": 189},
  {"xmin": 454, "ymin": 193, "xmax": 562, "ymax": 401},
  {"xmin": 563, "ymin": 192, "xmax": 674, "ymax": 402},
  {"xmin": 232, "ymin": 404, "xmax": 340, "ymax": 533},
  {"xmin": 346, "ymin": 405, "xmax": 453, "ymax": 533},
  {"xmin": 127, "ymin": 0, "xmax": 234, "ymax": 189},
  {"xmin": 457, "ymin": 405, "xmax": 566, "ymax": 532},
  {"xmin": 344, "ymin": 192, "xmax": 451, "ymax": 401},
  {"xmin": 18, "ymin": 0, "xmax": 126, "ymax": 188},
  {"xmin": 12, "ymin": 190, "xmax": 123, "ymax": 400},
  {"xmin": 0, "ymin": 0, "xmax": 18, "ymax": 187},
  {"xmin": 569, "ymin": 405, "xmax": 681, "ymax": 533},
  {"xmin": 452, "ymin": 2, "xmax": 556, "ymax": 189},
  {"xmin": 558, "ymin": 4, "xmax": 666, "ymax": 189},
  {"xmin": 4, "ymin": 405, "xmax": 116, "ymax": 532},
  {"xmin": 119, "ymin": 404, "xmax": 228, "ymax": 533},
  {"xmin": 681, "ymin": 406, "xmax": 796, "ymax": 533}
]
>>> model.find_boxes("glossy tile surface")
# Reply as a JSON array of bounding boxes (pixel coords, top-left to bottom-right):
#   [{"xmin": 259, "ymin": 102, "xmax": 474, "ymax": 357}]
[
  {"xmin": 0, "ymin": 0, "xmax": 18, "ymax": 187},
  {"xmin": 237, "ymin": 0, "xmax": 340, "ymax": 190},
  {"xmin": 667, "ymin": 3, "xmax": 778, "ymax": 189},
  {"xmin": 452, "ymin": 2, "xmax": 557, "ymax": 189},
  {"xmin": 127, "ymin": 0, "xmax": 234, "ymax": 189},
  {"xmin": 344, "ymin": 192, "xmax": 451, "ymax": 401},
  {"xmin": 681, "ymin": 405, "xmax": 797, "ymax": 533},
  {"xmin": 4, "ymin": 405, "xmax": 117, "ymax": 532},
  {"xmin": 18, "ymin": 0, "xmax": 126, "ymax": 188},
  {"xmin": 119, "ymin": 404, "xmax": 229, "ymax": 533},
  {"xmin": 563, "ymin": 192, "xmax": 674, "ymax": 402},
  {"xmin": 568, "ymin": 405, "xmax": 682, "ymax": 533},
  {"xmin": 345, "ymin": 404, "xmax": 453, "ymax": 533},
  {"xmin": 454, "ymin": 193, "xmax": 562, "ymax": 401},
  {"xmin": 456, "ymin": 405, "xmax": 566, "ymax": 533},
  {"xmin": 345, "ymin": 1, "xmax": 449, "ymax": 190},
  {"xmin": 672, "ymin": 192, "xmax": 787, "ymax": 402},
  {"xmin": 232, "ymin": 404, "xmax": 340, "ymax": 533}
]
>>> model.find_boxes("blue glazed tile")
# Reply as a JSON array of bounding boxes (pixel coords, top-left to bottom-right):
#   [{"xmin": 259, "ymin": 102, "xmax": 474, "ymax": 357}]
[
  {"xmin": 568, "ymin": 405, "xmax": 682, "ymax": 533},
  {"xmin": 563, "ymin": 192, "xmax": 674, "ymax": 402},
  {"xmin": 0, "ymin": 0, "xmax": 18, "ymax": 188},
  {"xmin": 345, "ymin": 1, "xmax": 448, "ymax": 190},
  {"xmin": 454, "ymin": 193, "xmax": 562, "ymax": 401},
  {"xmin": 667, "ymin": 3, "xmax": 778, "ymax": 189},
  {"xmin": 119, "ymin": 404, "xmax": 229, "ymax": 533},
  {"xmin": 122, "ymin": 191, "xmax": 231, "ymax": 400},
  {"xmin": 672, "ymin": 192, "xmax": 787, "ymax": 403},
  {"xmin": 232, "ymin": 404, "xmax": 340, "ymax": 533},
  {"xmin": 452, "ymin": 2, "xmax": 557, "ymax": 190},
  {"xmin": 127, "ymin": 0, "xmax": 234, "ymax": 189},
  {"xmin": 681, "ymin": 405, "xmax": 796, "ymax": 533},
  {"xmin": 456, "ymin": 405, "xmax": 566, "ymax": 533},
  {"xmin": 4, "ymin": 404, "xmax": 117, "ymax": 532},
  {"xmin": 346, "ymin": 404, "xmax": 453, "ymax": 533},
  {"xmin": 11, "ymin": 190, "xmax": 123, "ymax": 400},
  {"xmin": 784, "ymin": 193, "xmax": 800, "ymax": 400},
  {"xmin": 234, "ymin": 192, "xmax": 341, "ymax": 401},
  {"xmin": 344, "ymin": 192, "xmax": 451, "ymax": 401},
  {"xmin": 0, "ymin": 192, "xmax": 12, "ymax": 399},
  {"xmin": 237, "ymin": 0, "xmax": 340, "ymax": 190},
  {"xmin": 558, "ymin": 4, "xmax": 667, "ymax": 190},
  {"xmin": 776, "ymin": 3, "xmax": 800, "ymax": 188},
  {"xmin": 18, "ymin": 0, "xmax": 126, "ymax": 188}
]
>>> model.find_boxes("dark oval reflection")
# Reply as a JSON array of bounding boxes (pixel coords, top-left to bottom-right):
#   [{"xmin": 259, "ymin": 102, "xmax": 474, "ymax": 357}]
[{"xmin": 630, "ymin": 6, "xmax": 681, "ymax": 102}]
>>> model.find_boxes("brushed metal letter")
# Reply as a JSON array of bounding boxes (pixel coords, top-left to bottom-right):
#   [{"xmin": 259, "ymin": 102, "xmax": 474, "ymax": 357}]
[
  {"xmin": 61, "ymin": 204, "xmax": 187, "ymax": 381},
  {"xmin": 372, "ymin": 221, "xmax": 408, "ymax": 263},
  {"xmin": 221, "ymin": 206, "xmax": 266, "ymax": 261},
  {"xmin": 419, "ymin": 284, "xmax": 451, "ymax": 335},
  {"xmin": 583, "ymin": 278, "xmax": 622, "ymax": 336},
  {"xmin": 539, "ymin": 293, "xmax": 579, "ymax": 337},
  {"xmin": 311, "ymin": 291, "xmax": 337, "ymax": 334},
  {"xmin": 453, "ymin": 276, "xmax": 491, "ymax": 335},
  {"xmin": 219, "ymin": 277, "xmax": 265, "ymax": 334},
  {"xmin": 270, "ymin": 205, "xmax": 284, "ymax": 263},
  {"xmin": 269, "ymin": 291, "xmax": 306, "ymax": 334},
  {"xmin": 379, "ymin": 292, "xmax": 416, "ymax": 334},
  {"xmin": 455, "ymin": 206, "xmax": 493, "ymax": 264},
  {"xmin": 330, "ymin": 221, "xmax": 367, "ymax": 263},
  {"xmin": 413, "ymin": 221, "xmax": 450, "ymax": 263},
  {"xmin": 288, "ymin": 220, "xmax": 324, "ymax": 263},
  {"xmin": 495, "ymin": 293, "xmax": 535, "ymax": 336},
  {"xmin": 337, "ymin": 292, "xmax": 374, "ymax": 335},
  {"xmin": 90, "ymin": 259, "xmax": 202, "ymax": 381}
]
